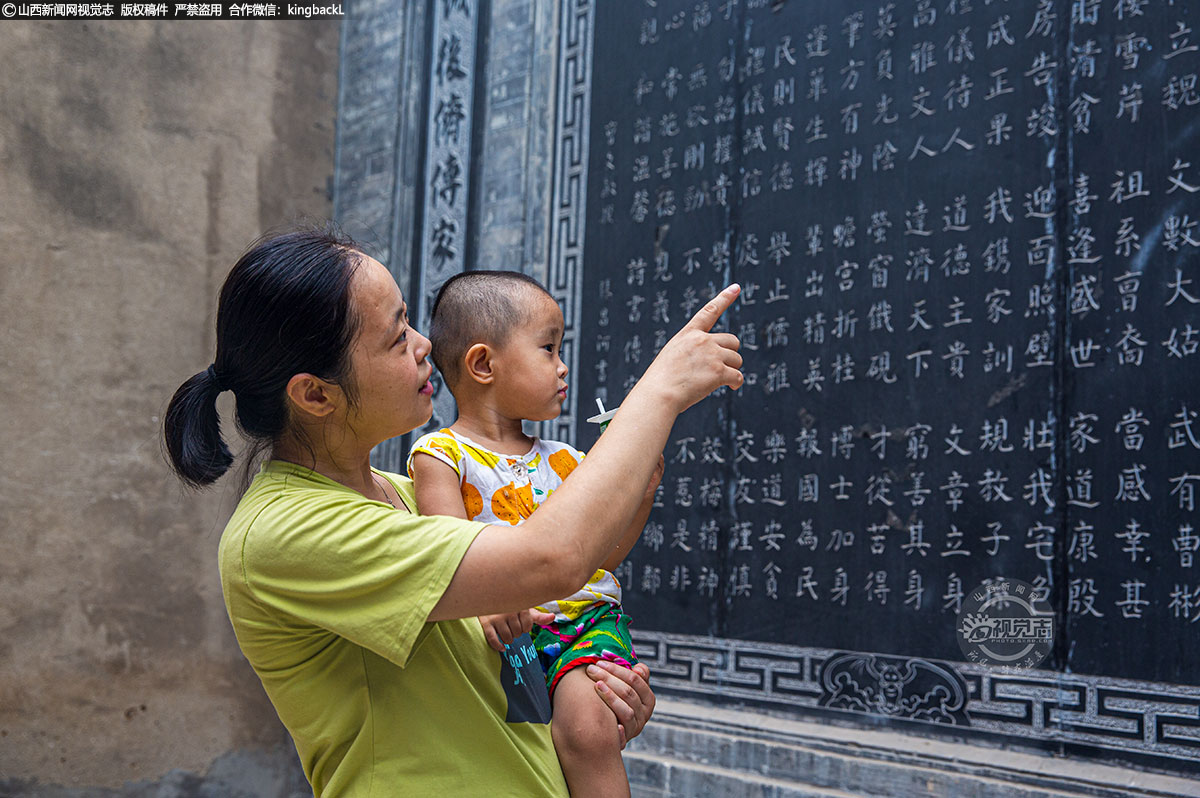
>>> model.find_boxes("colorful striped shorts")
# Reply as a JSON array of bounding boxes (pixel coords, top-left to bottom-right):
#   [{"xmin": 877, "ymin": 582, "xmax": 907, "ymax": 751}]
[{"xmin": 533, "ymin": 603, "xmax": 638, "ymax": 698}]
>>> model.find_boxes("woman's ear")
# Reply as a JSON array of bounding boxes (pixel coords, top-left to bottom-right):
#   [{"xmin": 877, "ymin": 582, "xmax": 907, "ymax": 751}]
[
  {"xmin": 284, "ymin": 373, "xmax": 341, "ymax": 419},
  {"xmin": 463, "ymin": 343, "xmax": 495, "ymax": 385}
]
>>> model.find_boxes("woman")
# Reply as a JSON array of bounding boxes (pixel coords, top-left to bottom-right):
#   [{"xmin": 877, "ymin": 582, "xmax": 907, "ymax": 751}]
[{"xmin": 163, "ymin": 226, "xmax": 742, "ymax": 797}]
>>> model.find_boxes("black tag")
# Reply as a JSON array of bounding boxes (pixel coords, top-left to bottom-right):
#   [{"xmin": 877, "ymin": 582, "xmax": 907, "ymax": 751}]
[{"xmin": 499, "ymin": 632, "xmax": 553, "ymax": 724}]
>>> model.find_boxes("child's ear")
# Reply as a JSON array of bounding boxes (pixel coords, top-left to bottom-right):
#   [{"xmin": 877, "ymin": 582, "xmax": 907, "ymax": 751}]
[{"xmin": 463, "ymin": 343, "xmax": 495, "ymax": 385}]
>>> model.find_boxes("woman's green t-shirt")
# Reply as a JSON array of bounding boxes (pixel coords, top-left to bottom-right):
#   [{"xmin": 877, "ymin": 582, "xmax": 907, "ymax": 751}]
[{"xmin": 218, "ymin": 460, "xmax": 566, "ymax": 797}]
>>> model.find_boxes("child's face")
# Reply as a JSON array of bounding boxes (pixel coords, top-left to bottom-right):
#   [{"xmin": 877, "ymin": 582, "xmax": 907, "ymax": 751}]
[{"xmin": 490, "ymin": 290, "xmax": 569, "ymax": 423}]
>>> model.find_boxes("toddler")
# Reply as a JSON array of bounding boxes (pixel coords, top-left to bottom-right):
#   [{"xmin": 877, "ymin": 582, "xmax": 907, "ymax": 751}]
[{"xmin": 408, "ymin": 270, "xmax": 658, "ymax": 798}]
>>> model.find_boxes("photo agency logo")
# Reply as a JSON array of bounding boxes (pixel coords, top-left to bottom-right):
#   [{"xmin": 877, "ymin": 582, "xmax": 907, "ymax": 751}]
[{"xmin": 957, "ymin": 577, "xmax": 1054, "ymax": 669}]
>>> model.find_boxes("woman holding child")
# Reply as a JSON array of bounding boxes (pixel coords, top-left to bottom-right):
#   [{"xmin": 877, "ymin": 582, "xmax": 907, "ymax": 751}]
[{"xmin": 163, "ymin": 226, "xmax": 742, "ymax": 797}]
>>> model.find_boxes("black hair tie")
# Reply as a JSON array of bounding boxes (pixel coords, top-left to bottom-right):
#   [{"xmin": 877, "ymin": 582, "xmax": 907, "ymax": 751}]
[{"xmin": 206, "ymin": 364, "xmax": 227, "ymax": 393}]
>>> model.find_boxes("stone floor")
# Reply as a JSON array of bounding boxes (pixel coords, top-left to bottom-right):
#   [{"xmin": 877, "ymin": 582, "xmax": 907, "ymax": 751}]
[{"xmin": 624, "ymin": 698, "xmax": 1200, "ymax": 798}]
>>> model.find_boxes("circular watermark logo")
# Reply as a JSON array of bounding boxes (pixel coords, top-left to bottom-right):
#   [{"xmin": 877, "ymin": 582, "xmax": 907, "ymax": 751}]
[{"xmin": 957, "ymin": 577, "xmax": 1054, "ymax": 669}]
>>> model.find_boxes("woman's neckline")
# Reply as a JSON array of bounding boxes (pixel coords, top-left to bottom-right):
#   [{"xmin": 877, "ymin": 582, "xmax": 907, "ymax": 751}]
[{"xmin": 264, "ymin": 459, "xmax": 413, "ymax": 512}]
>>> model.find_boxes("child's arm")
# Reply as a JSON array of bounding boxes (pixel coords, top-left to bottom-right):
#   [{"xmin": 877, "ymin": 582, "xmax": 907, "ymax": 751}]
[
  {"xmin": 410, "ymin": 452, "xmax": 554, "ymax": 651},
  {"xmin": 601, "ymin": 453, "xmax": 664, "ymax": 572},
  {"xmin": 410, "ymin": 452, "xmax": 470, "ymax": 520}
]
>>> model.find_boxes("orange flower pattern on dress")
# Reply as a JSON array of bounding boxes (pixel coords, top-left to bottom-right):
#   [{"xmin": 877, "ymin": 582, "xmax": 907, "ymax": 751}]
[
  {"xmin": 460, "ymin": 481, "xmax": 484, "ymax": 520},
  {"xmin": 547, "ymin": 448, "xmax": 578, "ymax": 482},
  {"xmin": 490, "ymin": 480, "xmax": 534, "ymax": 525},
  {"xmin": 407, "ymin": 428, "xmax": 621, "ymax": 622}
]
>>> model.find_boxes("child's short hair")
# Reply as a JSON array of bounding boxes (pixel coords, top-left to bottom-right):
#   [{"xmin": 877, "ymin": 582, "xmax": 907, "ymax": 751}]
[{"xmin": 429, "ymin": 270, "xmax": 554, "ymax": 390}]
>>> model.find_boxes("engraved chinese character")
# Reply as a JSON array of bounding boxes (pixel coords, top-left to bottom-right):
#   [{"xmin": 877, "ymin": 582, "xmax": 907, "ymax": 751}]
[
  {"xmin": 762, "ymin": 430, "xmax": 787, "ymax": 464},
  {"xmin": 1163, "ymin": 326, "xmax": 1200, "ymax": 359},
  {"xmin": 1116, "ymin": 580, "xmax": 1149, "ymax": 619},
  {"xmin": 1117, "ymin": 519, "xmax": 1149, "ymax": 563},
  {"xmin": 865, "ymin": 570, "xmax": 890, "ymax": 604},
  {"xmin": 978, "ymin": 469, "xmax": 1012, "ymax": 502},
  {"xmin": 1069, "ymin": 521, "xmax": 1098, "ymax": 562},
  {"xmin": 1174, "ymin": 525, "xmax": 1198, "ymax": 568},
  {"xmin": 1115, "ymin": 324, "xmax": 1147, "ymax": 366},
  {"xmin": 1117, "ymin": 83, "xmax": 1144, "ymax": 122},
  {"xmin": 1171, "ymin": 474, "xmax": 1200, "ymax": 512},
  {"xmin": 941, "ymin": 471, "xmax": 968, "ymax": 510},
  {"xmin": 1071, "ymin": 0, "xmax": 1100, "ymax": 26},
  {"xmin": 905, "ymin": 571, "xmax": 924, "ymax": 610},
  {"xmin": 982, "ymin": 522, "xmax": 1010, "ymax": 556},
  {"xmin": 796, "ymin": 427, "xmax": 823, "ymax": 458},
  {"xmin": 1026, "ymin": 522, "xmax": 1055, "ymax": 561},
  {"xmin": 1168, "ymin": 584, "xmax": 1200, "ymax": 623},
  {"xmin": 878, "ymin": 48, "xmax": 897, "ymax": 81},
  {"xmin": 797, "ymin": 566, "xmax": 820, "ymax": 600},
  {"xmin": 1169, "ymin": 404, "xmax": 1200, "ymax": 449},
  {"xmin": 1024, "ymin": 468, "xmax": 1056, "ymax": 510},
  {"xmin": 988, "ymin": 15, "xmax": 1015, "ymax": 48},
  {"xmin": 1108, "ymin": 408, "xmax": 1147, "ymax": 451},
  {"xmin": 944, "ymin": 341, "xmax": 969, "ymax": 378},
  {"xmin": 866, "ymin": 473, "xmax": 894, "ymax": 506},
  {"xmin": 1026, "ymin": 0, "xmax": 1055, "ymax": 38},
  {"xmin": 1068, "ymin": 578, "xmax": 1104, "ymax": 617},
  {"xmin": 806, "ymin": 24, "xmax": 830, "ymax": 58},
  {"xmin": 943, "ymin": 573, "xmax": 965, "ymax": 614},
  {"xmin": 1115, "ymin": 464, "xmax": 1151, "ymax": 502},
  {"xmin": 904, "ymin": 425, "xmax": 931, "ymax": 460},
  {"xmin": 986, "ymin": 112, "xmax": 1012, "ymax": 145},
  {"xmin": 830, "ymin": 568, "xmax": 850, "ymax": 606},
  {"xmin": 906, "ymin": 249, "xmax": 933, "ymax": 283}
]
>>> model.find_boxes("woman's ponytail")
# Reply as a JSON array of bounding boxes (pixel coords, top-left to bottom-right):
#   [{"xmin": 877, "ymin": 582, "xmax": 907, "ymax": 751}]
[
  {"xmin": 161, "ymin": 223, "xmax": 363, "ymax": 489},
  {"xmin": 163, "ymin": 365, "xmax": 234, "ymax": 488}
]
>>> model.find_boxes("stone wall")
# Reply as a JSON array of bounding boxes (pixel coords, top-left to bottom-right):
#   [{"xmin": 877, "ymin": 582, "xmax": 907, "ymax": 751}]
[
  {"xmin": 331, "ymin": 1, "xmax": 1200, "ymax": 795},
  {"xmin": 0, "ymin": 20, "xmax": 338, "ymax": 795}
]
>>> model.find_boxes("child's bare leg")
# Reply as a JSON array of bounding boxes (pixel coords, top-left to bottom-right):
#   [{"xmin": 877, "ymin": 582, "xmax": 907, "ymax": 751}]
[{"xmin": 551, "ymin": 666, "xmax": 630, "ymax": 798}]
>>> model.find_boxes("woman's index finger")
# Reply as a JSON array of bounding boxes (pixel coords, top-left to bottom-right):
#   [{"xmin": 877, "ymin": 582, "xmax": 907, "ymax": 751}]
[{"xmin": 684, "ymin": 283, "xmax": 740, "ymax": 332}]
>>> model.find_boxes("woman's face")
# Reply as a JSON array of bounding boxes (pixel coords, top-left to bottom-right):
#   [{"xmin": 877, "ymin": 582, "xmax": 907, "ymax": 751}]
[{"xmin": 343, "ymin": 255, "xmax": 434, "ymax": 447}]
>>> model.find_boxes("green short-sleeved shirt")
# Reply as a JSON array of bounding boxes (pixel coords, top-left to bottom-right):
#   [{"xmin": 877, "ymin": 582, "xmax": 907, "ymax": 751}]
[{"xmin": 218, "ymin": 460, "xmax": 567, "ymax": 798}]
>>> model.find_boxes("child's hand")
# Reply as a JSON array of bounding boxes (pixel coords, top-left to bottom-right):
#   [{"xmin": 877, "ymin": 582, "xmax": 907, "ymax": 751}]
[{"xmin": 478, "ymin": 608, "xmax": 557, "ymax": 652}]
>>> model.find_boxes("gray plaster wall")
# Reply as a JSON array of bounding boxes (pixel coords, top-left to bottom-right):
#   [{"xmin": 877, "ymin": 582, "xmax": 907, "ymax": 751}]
[{"xmin": 0, "ymin": 20, "xmax": 338, "ymax": 795}]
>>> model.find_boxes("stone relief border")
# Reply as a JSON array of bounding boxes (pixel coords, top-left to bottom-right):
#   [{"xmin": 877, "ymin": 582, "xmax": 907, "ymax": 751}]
[
  {"xmin": 545, "ymin": 0, "xmax": 594, "ymax": 448},
  {"xmin": 632, "ymin": 630, "xmax": 1200, "ymax": 766}
]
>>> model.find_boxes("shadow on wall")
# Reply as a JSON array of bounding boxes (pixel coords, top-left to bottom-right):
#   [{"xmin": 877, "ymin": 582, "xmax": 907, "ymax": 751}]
[{"xmin": 0, "ymin": 743, "xmax": 309, "ymax": 798}]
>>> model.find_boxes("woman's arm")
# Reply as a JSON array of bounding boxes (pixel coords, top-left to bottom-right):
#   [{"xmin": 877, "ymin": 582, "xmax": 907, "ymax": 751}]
[
  {"xmin": 601, "ymin": 454, "xmax": 663, "ymax": 572},
  {"xmin": 429, "ymin": 284, "xmax": 742, "ymax": 622}
]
